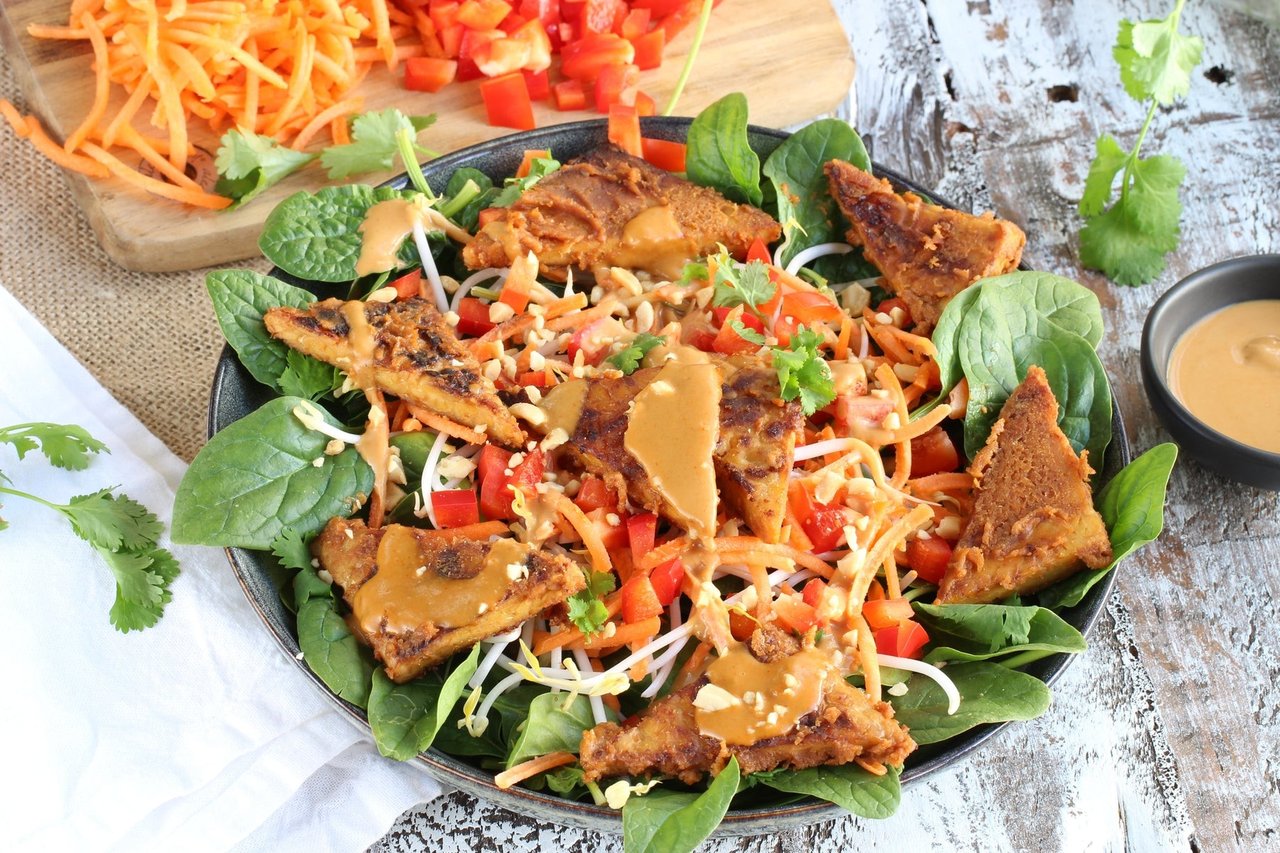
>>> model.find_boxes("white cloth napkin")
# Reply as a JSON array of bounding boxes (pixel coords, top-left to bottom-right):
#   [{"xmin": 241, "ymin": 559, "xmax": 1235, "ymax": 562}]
[{"xmin": 0, "ymin": 287, "xmax": 442, "ymax": 852}]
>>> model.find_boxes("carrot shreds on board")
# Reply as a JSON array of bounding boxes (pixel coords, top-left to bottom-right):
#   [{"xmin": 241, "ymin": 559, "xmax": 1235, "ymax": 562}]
[
  {"xmin": 24, "ymin": 119, "xmax": 110, "ymax": 178},
  {"xmin": 81, "ymin": 141, "xmax": 230, "ymax": 207},
  {"xmin": 0, "ymin": 100, "xmax": 31, "ymax": 138},
  {"xmin": 494, "ymin": 751, "xmax": 577, "ymax": 790}
]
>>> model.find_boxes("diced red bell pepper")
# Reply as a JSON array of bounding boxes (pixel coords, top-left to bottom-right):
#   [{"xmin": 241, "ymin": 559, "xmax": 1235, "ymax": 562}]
[
  {"xmin": 432, "ymin": 489, "xmax": 481, "ymax": 528},
  {"xmin": 404, "ymin": 57, "xmax": 458, "ymax": 92},
  {"xmin": 711, "ymin": 306, "xmax": 764, "ymax": 333},
  {"xmin": 391, "ymin": 269, "xmax": 422, "ymax": 300},
  {"xmin": 498, "ymin": 12, "xmax": 530, "ymax": 33},
  {"xmin": 801, "ymin": 504, "xmax": 849, "ymax": 553},
  {"xmin": 910, "ymin": 427, "xmax": 961, "ymax": 478},
  {"xmin": 457, "ymin": 0, "xmax": 513, "ymax": 30},
  {"xmin": 633, "ymin": 90, "xmax": 656, "ymax": 116},
  {"xmin": 430, "ymin": 1, "xmax": 461, "ymax": 34},
  {"xmin": 587, "ymin": 507, "xmax": 629, "ymax": 549},
  {"xmin": 567, "ymin": 317, "xmax": 611, "ymax": 364},
  {"xmin": 711, "ymin": 308, "xmax": 762, "ymax": 355},
  {"xmin": 510, "ymin": 18, "xmax": 553, "ymax": 70},
  {"xmin": 480, "ymin": 72, "xmax": 536, "ymax": 130},
  {"xmin": 580, "ymin": 0, "xmax": 626, "ymax": 35},
  {"xmin": 594, "ymin": 63, "xmax": 639, "ymax": 112},
  {"xmin": 626, "ymin": 512, "xmax": 657, "ymax": 563},
  {"xmin": 607, "ymin": 104, "xmax": 642, "ymax": 157},
  {"xmin": 862, "ymin": 597, "xmax": 915, "ymax": 630},
  {"xmin": 516, "ymin": 148, "xmax": 551, "ymax": 178},
  {"xmin": 480, "ymin": 447, "xmax": 544, "ymax": 519},
  {"xmin": 438, "ymin": 23, "xmax": 465, "ymax": 59},
  {"xmin": 628, "ymin": 27, "xmax": 664, "ymax": 70},
  {"xmin": 457, "ymin": 28, "xmax": 503, "ymax": 80},
  {"xmin": 745, "ymin": 237, "xmax": 772, "ymax": 265},
  {"xmin": 620, "ymin": 574, "xmax": 664, "ymax": 623},
  {"xmin": 523, "ymin": 67, "xmax": 551, "ymax": 99},
  {"xmin": 874, "ymin": 621, "xmax": 930, "ymax": 659},
  {"xmin": 456, "ymin": 296, "xmax": 496, "ymax": 336},
  {"xmin": 906, "ymin": 536, "xmax": 953, "ymax": 584},
  {"xmin": 774, "ymin": 595, "xmax": 820, "ymax": 634},
  {"xmin": 560, "ymin": 32, "xmax": 634, "ymax": 82},
  {"xmin": 477, "ymin": 443, "xmax": 512, "ymax": 484},
  {"xmin": 640, "ymin": 137, "xmax": 685, "ymax": 172},
  {"xmin": 518, "ymin": 0, "xmax": 560, "ymax": 28},
  {"xmin": 620, "ymin": 7, "xmax": 651, "ymax": 39},
  {"xmin": 874, "ymin": 297, "xmax": 913, "ymax": 326},
  {"xmin": 474, "ymin": 36, "xmax": 531, "ymax": 77},
  {"xmin": 517, "ymin": 370, "xmax": 548, "ymax": 387},
  {"xmin": 648, "ymin": 557, "xmax": 684, "ymax": 605},
  {"xmin": 633, "ymin": 0, "xmax": 686, "ymax": 16},
  {"xmin": 553, "ymin": 79, "xmax": 587, "ymax": 111},
  {"xmin": 574, "ymin": 475, "xmax": 614, "ymax": 513},
  {"xmin": 780, "ymin": 290, "xmax": 843, "ymax": 324},
  {"xmin": 802, "ymin": 578, "xmax": 826, "ymax": 609},
  {"xmin": 688, "ymin": 327, "xmax": 718, "ymax": 352},
  {"xmin": 729, "ymin": 608, "xmax": 756, "ymax": 641}
]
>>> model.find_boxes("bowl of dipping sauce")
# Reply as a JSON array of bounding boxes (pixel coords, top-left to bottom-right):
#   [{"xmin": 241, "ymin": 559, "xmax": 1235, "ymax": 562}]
[{"xmin": 1142, "ymin": 254, "xmax": 1280, "ymax": 490}]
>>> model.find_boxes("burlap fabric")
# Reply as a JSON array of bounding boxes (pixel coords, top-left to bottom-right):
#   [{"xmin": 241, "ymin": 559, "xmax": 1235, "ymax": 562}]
[{"xmin": 0, "ymin": 51, "xmax": 268, "ymax": 461}]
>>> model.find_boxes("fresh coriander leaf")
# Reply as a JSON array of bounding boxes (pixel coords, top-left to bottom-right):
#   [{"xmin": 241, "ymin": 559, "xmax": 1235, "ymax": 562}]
[
  {"xmin": 1079, "ymin": 197, "xmax": 1178, "ymax": 285},
  {"xmin": 1078, "ymin": 134, "xmax": 1129, "ymax": 218},
  {"xmin": 1114, "ymin": 14, "xmax": 1203, "ymax": 106},
  {"xmin": 729, "ymin": 318, "xmax": 766, "ymax": 345},
  {"xmin": 711, "ymin": 258, "xmax": 774, "ymax": 312},
  {"xmin": 278, "ymin": 350, "xmax": 340, "ymax": 401},
  {"xmin": 566, "ymin": 569, "xmax": 617, "ymax": 635},
  {"xmin": 607, "ymin": 333, "xmax": 666, "ymax": 374},
  {"xmin": 101, "ymin": 544, "xmax": 180, "ymax": 632},
  {"xmin": 321, "ymin": 109, "xmax": 437, "ymax": 179},
  {"xmin": 62, "ymin": 489, "xmax": 163, "ymax": 552},
  {"xmin": 773, "ymin": 326, "xmax": 834, "ymax": 416},
  {"xmin": 271, "ymin": 527, "xmax": 315, "ymax": 572},
  {"xmin": 0, "ymin": 422, "xmax": 109, "ymax": 470},
  {"xmin": 1125, "ymin": 153, "xmax": 1185, "ymax": 237},
  {"xmin": 677, "ymin": 261, "xmax": 708, "ymax": 285},
  {"xmin": 215, "ymin": 129, "xmax": 316, "ymax": 207},
  {"xmin": 491, "ymin": 157, "xmax": 561, "ymax": 207}
]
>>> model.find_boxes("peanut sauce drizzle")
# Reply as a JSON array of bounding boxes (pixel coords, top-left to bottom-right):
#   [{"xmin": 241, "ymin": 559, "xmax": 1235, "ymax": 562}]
[
  {"xmin": 693, "ymin": 645, "xmax": 836, "ymax": 746},
  {"xmin": 340, "ymin": 301, "xmax": 389, "ymax": 520},
  {"xmin": 355, "ymin": 198, "xmax": 473, "ymax": 278},
  {"xmin": 354, "ymin": 527, "xmax": 528, "ymax": 633},
  {"xmin": 614, "ymin": 204, "xmax": 695, "ymax": 280}
]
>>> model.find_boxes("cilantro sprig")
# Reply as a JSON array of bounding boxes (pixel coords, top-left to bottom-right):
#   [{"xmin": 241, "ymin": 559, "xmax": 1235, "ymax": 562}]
[
  {"xmin": 710, "ymin": 258, "xmax": 775, "ymax": 316},
  {"xmin": 567, "ymin": 569, "xmax": 617, "ymax": 635},
  {"xmin": 773, "ymin": 327, "xmax": 835, "ymax": 416},
  {"xmin": 215, "ymin": 131, "xmax": 316, "ymax": 208},
  {"xmin": 607, "ymin": 333, "xmax": 666, "ymax": 374},
  {"xmin": 0, "ymin": 422, "xmax": 179, "ymax": 632},
  {"xmin": 1078, "ymin": 0, "xmax": 1202, "ymax": 285}
]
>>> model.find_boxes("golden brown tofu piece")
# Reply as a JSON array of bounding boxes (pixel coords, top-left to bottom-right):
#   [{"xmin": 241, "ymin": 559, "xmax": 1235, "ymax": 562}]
[
  {"xmin": 463, "ymin": 145, "xmax": 781, "ymax": 281},
  {"xmin": 314, "ymin": 518, "xmax": 584, "ymax": 682},
  {"xmin": 579, "ymin": 630, "xmax": 914, "ymax": 784},
  {"xmin": 715, "ymin": 359, "xmax": 803, "ymax": 543},
  {"xmin": 542, "ymin": 356, "xmax": 800, "ymax": 541},
  {"xmin": 264, "ymin": 296, "xmax": 525, "ymax": 448},
  {"xmin": 825, "ymin": 159, "xmax": 1025, "ymax": 332},
  {"xmin": 936, "ymin": 366, "xmax": 1113, "ymax": 604}
]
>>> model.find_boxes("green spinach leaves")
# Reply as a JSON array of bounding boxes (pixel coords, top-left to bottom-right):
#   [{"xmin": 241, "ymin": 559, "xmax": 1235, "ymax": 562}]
[
  {"xmin": 685, "ymin": 93, "xmax": 762, "ymax": 206},
  {"xmin": 622, "ymin": 758, "xmax": 740, "ymax": 853},
  {"xmin": 205, "ymin": 270, "xmax": 316, "ymax": 391},
  {"xmin": 889, "ymin": 661, "xmax": 1051, "ymax": 744},
  {"xmin": 369, "ymin": 646, "xmax": 480, "ymax": 760},
  {"xmin": 172, "ymin": 396, "xmax": 373, "ymax": 548},
  {"xmin": 293, "ymin": 569, "xmax": 374, "ymax": 707},
  {"xmin": 912, "ymin": 603, "xmax": 1086, "ymax": 664}
]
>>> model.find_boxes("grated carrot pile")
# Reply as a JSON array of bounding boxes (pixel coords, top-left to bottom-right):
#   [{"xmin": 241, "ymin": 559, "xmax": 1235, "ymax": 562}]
[{"xmin": 7, "ymin": 0, "xmax": 405, "ymax": 207}]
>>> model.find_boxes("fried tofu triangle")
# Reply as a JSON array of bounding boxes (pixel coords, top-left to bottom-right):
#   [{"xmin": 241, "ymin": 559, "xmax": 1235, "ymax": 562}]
[
  {"xmin": 463, "ymin": 144, "xmax": 782, "ymax": 281},
  {"xmin": 825, "ymin": 159, "xmax": 1025, "ymax": 332},
  {"xmin": 936, "ymin": 366, "xmax": 1113, "ymax": 604},
  {"xmin": 579, "ymin": 629, "xmax": 914, "ymax": 784},
  {"xmin": 264, "ymin": 296, "xmax": 525, "ymax": 448},
  {"xmin": 314, "ymin": 518, "xmax": 584, "ymax": 682}
]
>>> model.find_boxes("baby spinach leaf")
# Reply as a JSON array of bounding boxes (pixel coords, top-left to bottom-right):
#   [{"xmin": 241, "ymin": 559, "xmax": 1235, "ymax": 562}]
[
  {"xmin": 890, "ymin": 661, "xmax": 1051, "ymax": 744},
  {"xmin": 507, "ymin": 692, "xmax": 607, "ymax": 767},
  {"xmin": 205, "ymin": 269, "xmax": 316, "ymax": 391},
  {"xmin": 958, "ymin": 287, "xmax": 1112, "ymax": 462},
  {"xmin": 292, "ymin": 562, "xmax": 334, "ymax": 609},
  {"xmin": 1039, "ymin": 443, "xmax": 1178, "ymax": 610},
  {"xmin": 762, "ymin": 119, "xmax": 870, "ymax": 268},
  {"xmin": 297, "ymin": 594, "xmax": 373, "ymax": 708},
  {"xmin": 390, "ymin": 430, "xmax": 439, "ymax": 483},
  {"xmin": 755, "ymin": 763, "xmax": 900, "ymax": 819},
  {"xmin": 622, "ymin": 757, "xmax": 740, "ymax": 853},
  {"xmin": 368, "ymin": 646, "xmax": 481, "ymax": 760},
  {"xmin": 258, "ymin": 185, "xmax": 417, "ymax": 282},
  {"xmin": 441, "ymin": 167, "xmax": 496, "ymax": 230},
  {"xmin": 930, "ymin": 285, "xmax": 984, "ymax": 400},
  {"xmin": 172, "ymin": 396, "xmax": 373, "ymax": 548},
  {"xmin": 685, "ymin": 92, "xmax": 762, "ymax": 206},
  {"xmin": 913, "ymin": 603, "xmax": 1086, "ymax": 663},
  {"xmin": 278, "ymin": 350, "xmax": 341, "ymax": 401}
]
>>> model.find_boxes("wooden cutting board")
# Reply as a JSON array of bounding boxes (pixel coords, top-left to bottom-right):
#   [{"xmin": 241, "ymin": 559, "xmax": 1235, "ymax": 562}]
[{"xmin": 0, "ymin": 0, "xmax": 853, "ymax": 272}]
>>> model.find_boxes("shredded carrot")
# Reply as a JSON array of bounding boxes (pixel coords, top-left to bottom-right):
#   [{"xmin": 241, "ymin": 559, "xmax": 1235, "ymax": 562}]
[
  {"xmin": 494, "ymin": 751, "xmax": 577, "ymax": 790},
  {"xmin": 25, "ymin": 120, "xmax": 110, "ymax": 178},
  {"xmin": 81, "ymin": 142, "xmax": 230, "ymax": 206},
  {"xmin": 582, "ymin": 616, "xmax": 661, "ymax": 652},
  {"xmin": 834, "ymin": 314, "xmax": 853, "ymax": 361},
  {"xmin": 437, "ymin": 520, "xmax": 510, "ymax": 540},
  {"xmin": 555, "ymin": 493, "xmax": 612, "ymax": 575},
  {"xmin": 907, "ymin": 472, "xmax": 975, "ymax": 495},
  {"xmin": 673, "ymin": 641, "xmax": 711, "ymax": 690},
  {"xmin": 0, "ymin": 100, "xmax": 31, "ymax": 138},
  {"xmin": 405, "ymin": 405, "xmax": 489, "ymax": 446},
  {"xmin": 856, "ymin": 759, "xmax": 888, "ymax": 776},
  {"xmin": 471, "ymin": 293, "xmax": 590, "ymax": 351}
]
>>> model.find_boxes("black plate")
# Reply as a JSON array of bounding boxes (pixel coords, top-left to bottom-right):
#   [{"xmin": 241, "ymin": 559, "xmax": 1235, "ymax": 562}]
[{"xmin": 211, "ymin": 117, "xmax": 1131, "ymax": 836}]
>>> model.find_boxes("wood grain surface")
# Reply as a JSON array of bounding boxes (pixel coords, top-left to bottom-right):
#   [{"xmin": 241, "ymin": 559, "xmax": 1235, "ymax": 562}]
[
  {"xmin": 0, "ymin": 0, "xmax": 852, "ymax": 272},
  {"xmin": 365, "ymin": 1, "xmax": 1280, "ymax": 850}
]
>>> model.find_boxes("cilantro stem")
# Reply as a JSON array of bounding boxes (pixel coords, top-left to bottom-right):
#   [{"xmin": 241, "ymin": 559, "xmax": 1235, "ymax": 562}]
[
  {"xmin": 662, "ymin": 0, "xmax": 714, "ymax": 117},
  {"xmin": 1118, "ymin": 0, "xmax": 1187, "ymax": 207},
  {"xmin": 0, "ymin": 484, "xmax": 65, "ymax": 513},
  {"xmin": 997, "ymin": 649, "xmax": 1057, "ymax": 670},
  {"xmin": 395, "ymin": 127, "xmax": 435, "ymax": 200}
]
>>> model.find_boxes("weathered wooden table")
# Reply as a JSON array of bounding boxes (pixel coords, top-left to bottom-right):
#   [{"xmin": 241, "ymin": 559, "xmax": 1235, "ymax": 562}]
[{"xmin": 368, "ymin": 1, "xmax": 1280, "ymax": 850}]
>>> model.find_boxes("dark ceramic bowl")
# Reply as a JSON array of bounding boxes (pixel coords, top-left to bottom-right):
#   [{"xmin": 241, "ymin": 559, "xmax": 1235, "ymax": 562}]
[
  {"xmin": 211, "ymin": 117, "xmax": 1131, "ymax": 836},
  {"xmin": 1141, "ymin": 254, "xmax": 1280, "ymax": 491}
]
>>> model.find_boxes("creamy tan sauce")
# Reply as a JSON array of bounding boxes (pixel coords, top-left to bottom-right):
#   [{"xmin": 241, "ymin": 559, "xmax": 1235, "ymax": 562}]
[
  {"xmin": 341, "ymin": 300, "xmax": 389, "ymax": 503},
  {"xmin": 538, "ymin": 378, "xmax": 589, "ymax": 437},
  {"xmin": 829, "ymin": 360, "xmax": 868, "ymax": 397},
  {"xmin": 1168, "ymin": 300, "xmax": 1280, "ymax": 453},
  {"xmin": 616, "ymin": 204, "xmax": 695, "ymax": 280},
  {"xmin": 694, "ymin": 645, "xmax": 834, "ymax": 746},
  {"xmin": 354, "ymin": 528, "xmax": 526, "ymax": 633},
  {"xmin": 624, "ymin": 359, "xmax": 721, "ymax": 540},
  {"xmin": 356, "ymin": 200, "xmax": 420, "ymax": 277}
]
